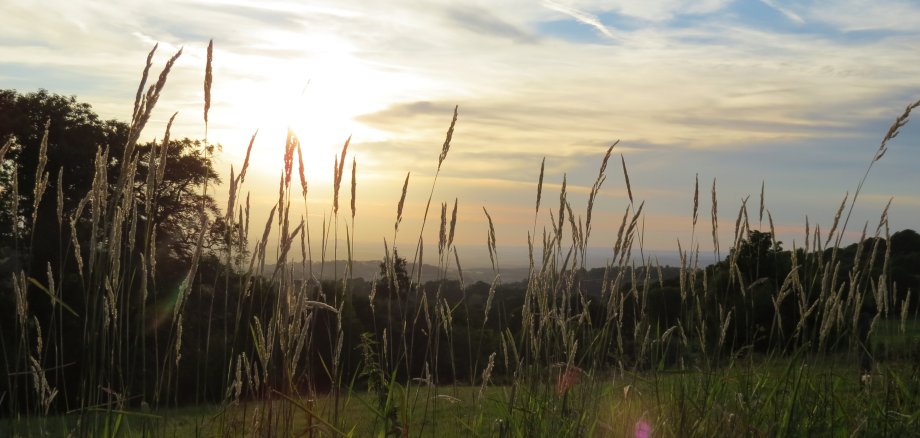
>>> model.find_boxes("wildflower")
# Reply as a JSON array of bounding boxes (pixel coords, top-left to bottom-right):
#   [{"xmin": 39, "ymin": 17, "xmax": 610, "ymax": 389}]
[
  {"xmin": 635, "ymin": 420, "xmax": 652, "ymax": 438},
  {"xmin": 556, "ymin": 364, "xmax": 582, "ymax": 395}
]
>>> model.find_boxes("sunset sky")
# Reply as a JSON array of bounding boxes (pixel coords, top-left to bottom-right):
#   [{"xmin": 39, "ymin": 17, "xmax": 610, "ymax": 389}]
[{"xmin": 2, "ymin": 0, "xmax": 919, "ymax": 268}]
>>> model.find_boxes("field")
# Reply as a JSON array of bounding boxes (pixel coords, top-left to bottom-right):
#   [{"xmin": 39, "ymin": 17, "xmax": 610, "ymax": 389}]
[
  {"xmin": 1, "ymin": 42, "xmax": 919, "ymax": 437},
  {"xmin": 4, "ymin": 354, "xmax": 919, "ymax": 436}
]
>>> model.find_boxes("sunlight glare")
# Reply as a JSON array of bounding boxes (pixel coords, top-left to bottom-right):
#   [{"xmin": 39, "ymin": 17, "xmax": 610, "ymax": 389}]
[{"xmin": 231, "ymin": 49, "xmax": 391, "ymax": 185}]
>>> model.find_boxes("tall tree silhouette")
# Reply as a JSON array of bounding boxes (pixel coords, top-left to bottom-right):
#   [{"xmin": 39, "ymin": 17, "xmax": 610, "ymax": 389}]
[
  {"xmin": 377, "ymin": 250, "xmax": 411, "ymax": 298},
  {"xmin": 0, "ymin": 89, "xmax": 232, "ymax": 277}
]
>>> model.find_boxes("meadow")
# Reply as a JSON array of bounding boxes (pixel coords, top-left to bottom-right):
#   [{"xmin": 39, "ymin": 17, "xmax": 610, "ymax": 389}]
[{"xmin": 1, "ymin": 42, "xmax": 919, "ymax": 437}]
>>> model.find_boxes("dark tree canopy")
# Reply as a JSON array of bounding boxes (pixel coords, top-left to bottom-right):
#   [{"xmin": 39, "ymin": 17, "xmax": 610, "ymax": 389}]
[
  {"xmin": 729, "ymin": 230, "xmax": 784, "ymax": 283},
  {"xmin": 0, "ymin": 89, "xmax": 229, "ymax": 279},
  {"xmin": 377, "ymin": 250, "xmax": 412, "ymax": 298},
  {"xmin": 0, "ymin": 90, "xmax": 127, "ymax": 242},
  {"xmin": 133, "ymin": 138, "xmax": 223, "ymax": 261}
]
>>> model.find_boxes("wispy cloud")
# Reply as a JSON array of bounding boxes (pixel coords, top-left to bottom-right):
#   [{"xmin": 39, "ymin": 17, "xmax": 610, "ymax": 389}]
[
  {"xmin": 759, "ymin": 0, "xmax": 806, "ymax": 24},
  {"xmin": 808, "ymin": 0, "xmax": 920, "ymax": 32},
  {"xmin": 542, "ymin": 1, "xmax": 619, "ymax": 40}
]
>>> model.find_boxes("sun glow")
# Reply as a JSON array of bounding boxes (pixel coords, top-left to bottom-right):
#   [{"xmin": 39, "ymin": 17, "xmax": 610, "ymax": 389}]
[
  {"xmin": 286, "ymin": 75, "xmax": 384, "ymax": 183},
  {"xmin": 220, "ymin": 49, "xmax": 397, "ymax": 186}
]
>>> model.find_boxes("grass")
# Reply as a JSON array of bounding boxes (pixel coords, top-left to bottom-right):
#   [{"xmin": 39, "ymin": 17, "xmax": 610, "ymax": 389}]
[
  {"xmin": 0, "ymin": 404, "xmax": 215, "ymax": 437},
  {"xmin": 871, "ymin": 319, "xmax": 920, "ymax": 364},
  {"xmin": 5, "ymin": 358, "xmax": 917, "ymax": 436},
  {"xmin": 1, "ymin": 386, "xmax": 511, "ymax": 437},
  {"xmin": 2, "ymin": 40, "xmax": 920, "ymax": 437}
]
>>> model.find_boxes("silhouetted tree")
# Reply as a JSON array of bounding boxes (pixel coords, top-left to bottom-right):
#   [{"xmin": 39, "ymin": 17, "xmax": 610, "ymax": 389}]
[
  {"xmin": 0, "ymin": 89, "xmax": 233, "ymax": 280},
  {"xmin": 376, "ymin": 250, "xmax": 411, "ymax": 298},
  {"xmin": 732, "ymin": 230, "xmax": 783, "ymax": 283}
]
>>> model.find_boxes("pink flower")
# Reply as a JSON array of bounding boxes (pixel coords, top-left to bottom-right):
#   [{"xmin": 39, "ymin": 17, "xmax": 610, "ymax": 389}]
[{"xmin": 635, "ymin": 420, "xmax": 652, "ymax": 438}]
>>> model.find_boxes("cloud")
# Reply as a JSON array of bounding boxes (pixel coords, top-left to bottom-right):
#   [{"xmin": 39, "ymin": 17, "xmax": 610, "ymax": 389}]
[
  {"xmin": 445, "ymin": 5, "xmax": 538, "ymax": 43},
  {"xmin": 807, "ymin": 0, "xmax": 920, "ymax": 32},
  {"xmin": 542, "ymin": 1, "xmax": 620, "ymax": 40},
  {"xmin": 551, "ymin": 0, "xmax": 733, "ymax": 22},
  {"xmin": 758, "ymin": 0, "xmax": 806, "ymax": 24}
]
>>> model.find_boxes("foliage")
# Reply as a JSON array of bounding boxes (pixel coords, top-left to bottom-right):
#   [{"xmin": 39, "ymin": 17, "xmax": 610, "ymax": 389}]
[
  {"xmin": 0, "ymin": 86, "xmax": 244, "ymax": 419},
  {"xmin": 375, "ymin": 249, "xmax": 411, "ymax": 299}
]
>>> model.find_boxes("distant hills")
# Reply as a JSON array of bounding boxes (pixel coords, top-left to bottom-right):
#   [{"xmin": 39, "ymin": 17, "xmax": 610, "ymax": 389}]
[
  {"xmin": 264, "ymin": 260, "xmax": 531, "ymax": 284},
  {"xmin": 263, "ymin": 259, "xmax": 690, "ymax": 285}
]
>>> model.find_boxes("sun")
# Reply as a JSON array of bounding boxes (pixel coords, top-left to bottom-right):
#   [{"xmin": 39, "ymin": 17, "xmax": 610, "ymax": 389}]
[
  {"xmin": 222, "ymin": 50, "xmax": 393, "ymax": 186},
  {"xmin": 286, "ymin": 76, "xmax": 377, "ymax": 183}
]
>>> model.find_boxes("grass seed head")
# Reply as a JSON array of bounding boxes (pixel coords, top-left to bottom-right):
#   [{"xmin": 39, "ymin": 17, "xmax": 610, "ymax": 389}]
[
  {"xmin": 204, "ymin": 39, "xmax": 213, "ymax": 125},
  {"xmin": 438, "ymin": 105, "xmax": 458, "ymax": 171},
  {"xmin": 396, "ymin": 172, "xmax": 410, "ymax": 231}
]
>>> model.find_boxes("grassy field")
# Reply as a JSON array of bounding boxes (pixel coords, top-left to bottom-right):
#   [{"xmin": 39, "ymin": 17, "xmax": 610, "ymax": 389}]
[
  {"xmin": 2, "ymin": 41, "xmax": 920, "ymax": 437},
  {"xmin": 4, "ymin": 354, "xmax": 918, "ymax": 436}
]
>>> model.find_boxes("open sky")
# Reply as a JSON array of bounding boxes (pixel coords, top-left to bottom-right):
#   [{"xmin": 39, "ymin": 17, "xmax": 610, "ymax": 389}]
[{"xmin": 2, "ymin": 0, "xmax": 919, "ymax": 268}]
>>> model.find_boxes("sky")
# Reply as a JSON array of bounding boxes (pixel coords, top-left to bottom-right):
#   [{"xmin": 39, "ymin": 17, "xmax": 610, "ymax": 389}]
[{"xmin": 2, "ymin": 0, "xmax": 919, "ymax": 269}]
